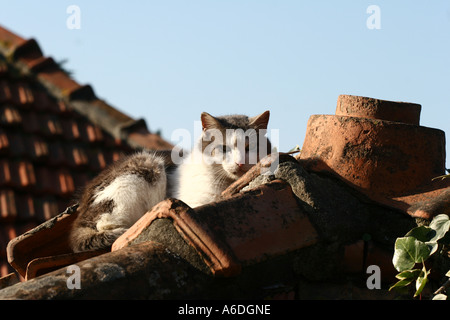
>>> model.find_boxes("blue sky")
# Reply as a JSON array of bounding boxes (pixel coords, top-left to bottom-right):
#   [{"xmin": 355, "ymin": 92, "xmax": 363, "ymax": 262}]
[{"xmin": 1, "ymin": 1, "xmax": 449, "ymax": 168}]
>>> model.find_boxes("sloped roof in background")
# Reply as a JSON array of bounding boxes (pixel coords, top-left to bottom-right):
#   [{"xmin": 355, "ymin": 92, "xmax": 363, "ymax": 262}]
[{"xmin": 0, "ymin": 25, "xmax": 172, "ymax": 277}]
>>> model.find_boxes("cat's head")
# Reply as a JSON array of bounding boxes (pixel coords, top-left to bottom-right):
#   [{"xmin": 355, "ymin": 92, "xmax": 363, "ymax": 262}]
[{"xmin": 198, "ymin": 111, "xmax": 272, "ymax": 180}]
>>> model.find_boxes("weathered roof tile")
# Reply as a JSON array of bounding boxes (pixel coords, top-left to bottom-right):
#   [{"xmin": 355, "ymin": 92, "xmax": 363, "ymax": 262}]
[
  {"xmin": 0, "ymin": 190, "xmax": 16, "ymax": 221},
  {"xmin": 0, "ymin": 81, "xmax": 12, "ymax": 103}
]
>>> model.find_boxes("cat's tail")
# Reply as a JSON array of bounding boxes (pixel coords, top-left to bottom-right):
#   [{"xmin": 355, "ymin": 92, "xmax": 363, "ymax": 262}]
[{"xmin": 69, "ymin": 227, "xmax": 126, "ymax": 253}]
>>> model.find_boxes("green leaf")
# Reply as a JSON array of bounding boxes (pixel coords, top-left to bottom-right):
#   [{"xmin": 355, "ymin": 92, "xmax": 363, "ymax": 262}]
[
  {"xmin": 414, "ymin": 264, "xmax": 430, "ymax": 297},
  {"xmin": 395, "ymin": 269, "xmax": 421, "ymax": 280},
  {"xmin": 406, "ymin": 226, "xmax": 434, "ymax": 242},
  {"xmin": 406, "ymin": 226, "xmax": 439, "ymax": 255},
  {"xmin": 440, "ymin": 231, "xmax": 450, "ymax": 246},
  {"xmin": 428, "ymin": 214, "xmax": 450, "ymax": 243},
  {"xmin": 389, "ymin": 278, "xmax": 415, "ymax": 291},
  {"xmin": 432, "ymin": 294, "xmax": 448, "ymax": 300},
  {"xmin": 390, "ymin": 269, "xmax": 422, "ymax": 292},
  {"xmin": 432, "ymin": 174, "xmax": 450, "ymax": 181},
  {"xmin": 393, "ymin": 237, "xmax": 431, "ymax": 272}
]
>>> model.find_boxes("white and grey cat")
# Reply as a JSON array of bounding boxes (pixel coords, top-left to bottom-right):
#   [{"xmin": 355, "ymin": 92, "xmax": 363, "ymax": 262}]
[{"xmin": 69, "ymin": 111, "xmax": 271, "ymax": 252}]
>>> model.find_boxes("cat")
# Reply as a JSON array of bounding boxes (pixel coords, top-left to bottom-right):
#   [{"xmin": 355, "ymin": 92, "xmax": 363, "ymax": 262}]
[{"xmin": 69, "ymin": 111, "xmax": 271, "ymax": 252}]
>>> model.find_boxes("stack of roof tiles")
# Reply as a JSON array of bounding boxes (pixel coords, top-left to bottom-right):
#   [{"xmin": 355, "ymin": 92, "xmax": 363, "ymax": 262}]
[{"xmin": 0, "ymin": 25, "xmax": 172, "ymax": 277}]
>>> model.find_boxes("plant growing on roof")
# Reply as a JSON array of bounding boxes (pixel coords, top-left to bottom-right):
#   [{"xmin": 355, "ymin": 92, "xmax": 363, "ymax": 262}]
[
  {"xmin": 432, "ymin": 170, "xmax": 450, "ymax": 181},
  {"xmin": 56, "ymin": 58, "xmax": 74, "ymax": 77},
  {"xmin": 389, "ymin": 212, "xmax": 450, "ymax": 299}
]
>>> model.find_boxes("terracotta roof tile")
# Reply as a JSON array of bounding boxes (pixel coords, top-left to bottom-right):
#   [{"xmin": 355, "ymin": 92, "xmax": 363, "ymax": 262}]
[
  {"xmin": 56, "ymin": 169, "xmax": 75, "ymax": 196},
  {"xmin": 0, "ymin": 61, "xmax": 8, "ymax": 77},
  {"xmin": 0, "ymin": 190, "xmax": 16, "ymax": 220},
  {"xmin": 12, "ymin": 39, "xmax": 43, "ymax": 63},
  {"xmin": 86, "ymin": 149, "xmax": 107, "ymax": 171},
  {"xmin": 15, "ymin": 161, "xmax": 36, "ymax": 188},
  {"xmin": 0, "ymin": 129, "xmax": 8, "ymax": 151},
  {"xmin": 36, "ymin": 197, "xmax": 59, "ymax": 222},
  {"xmin": 0, "ymin": 224, "xmax": 17, "ymax": 256},
  {"xmin": 0, "ymin": 105, "xmax": 21, "ymax": 125},
  {"xmin": 0, "ymin": 81, "xmax": 10, "ymax": 103},
  {"xmin": 15, "ymin": 193, "xmax": 35, "ymax": 221},
  {"xmin": 21, "ymin": 111, "xmax": 39, "ymax": 133},
  {"xmin": 11, "ymin": 82, "xmax": 34, "ymax": 106},
  {"xmin": 68, "ymin": 146, "xmax": 89, "ymax": 167},
  {"xmin": 0, "ymin": 24, "xmax": 173, "ymax": 277},
  {"xmin": 0, "ymin": 161, "xmax": 12, "ymax": 186},
  {"xmin": 28, "ymin": 136, "xmax": 49, "ymax": 159},
  {"xmin": 60, "ymin": 119, "xmax": 80, "ymax": 140}
]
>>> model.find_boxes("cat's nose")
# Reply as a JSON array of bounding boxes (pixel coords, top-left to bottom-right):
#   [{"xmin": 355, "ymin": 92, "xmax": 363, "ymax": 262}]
[{"xmin": 236, "ymin": 162, "xmax": 244, "ymax": 168}]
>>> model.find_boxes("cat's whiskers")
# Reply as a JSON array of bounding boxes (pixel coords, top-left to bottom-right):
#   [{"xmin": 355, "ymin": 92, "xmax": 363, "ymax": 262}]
[{"xmin": 209, "ymin": 165, "xmax": 235, "ymax": 190}]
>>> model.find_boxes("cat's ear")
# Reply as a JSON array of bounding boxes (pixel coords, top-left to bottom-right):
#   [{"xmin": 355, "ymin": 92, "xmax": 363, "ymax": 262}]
[
  {"xmin": 249, "ymin": 110, "xmax": 270, "ymax": 130},
  {"xmin": 201, "ymin": 112, "xmax": 222, "ymax": 130}
]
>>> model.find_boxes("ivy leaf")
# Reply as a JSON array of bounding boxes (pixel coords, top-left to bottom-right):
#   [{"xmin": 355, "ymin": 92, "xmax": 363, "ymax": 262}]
[
  {"xmin": 414, "ymin": 264, "xmax": 430, "ymax": 297},
  {"xmin": 406, "ymin": 226, "xmax": 434, "ymax": 242},
  {"xmin": 428, "ymin": 214, "xmax": 450, "ymax": 243},
  {"xmin": 406, "ymin": 226, "xmax": 430, "ymax": 241},
  {"xmin": 389, "ymin": 269, "xmax": 421, "ymax": 291},
  {"xmin": 393, "ymin": 237, "xmax": 431, "ymax": 272},
  {"xmin": 395, "ymin": 269, "xmax": 421, "ymax": 280},
  {"xmin": 389, "ymin": 278, "xmax": 415, "ymax": 291},
  {"xmin": 440, "ymin": 231, "xmax": 450, "ymax": 246},
  {"xmin": 406, "ymin": 226, "xmax": 439, "ymax": 255}
]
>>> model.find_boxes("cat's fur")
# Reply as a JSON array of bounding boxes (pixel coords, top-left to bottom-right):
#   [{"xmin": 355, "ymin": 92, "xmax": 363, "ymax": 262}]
[{"xmin": 69, "ymin": 111, "xmax": 271, "ymax": 252}]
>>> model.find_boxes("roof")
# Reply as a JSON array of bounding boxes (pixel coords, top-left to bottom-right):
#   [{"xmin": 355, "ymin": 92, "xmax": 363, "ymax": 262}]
[
  {"xmin": 0, "ymin": 155, "xmax": 424, "ymax": 299},
  {"xmin": 0, "ymin": 25, "xmax": 172, "ymax": 278}
]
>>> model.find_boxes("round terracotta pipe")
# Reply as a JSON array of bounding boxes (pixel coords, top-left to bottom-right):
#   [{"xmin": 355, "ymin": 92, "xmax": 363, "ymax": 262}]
[
  {"xmin": 298, "ymin": 94, "xmax": 449, "ymax": 219},
  {"xmin": 335, "ymin": 95, "xmax": 422, "ymax": 125}
]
